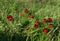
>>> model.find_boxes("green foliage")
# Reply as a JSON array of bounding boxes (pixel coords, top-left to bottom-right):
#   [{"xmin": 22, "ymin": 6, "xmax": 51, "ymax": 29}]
[{"xmin": 0, "ymin": 0, "xmax": 60, "ymax": 41}]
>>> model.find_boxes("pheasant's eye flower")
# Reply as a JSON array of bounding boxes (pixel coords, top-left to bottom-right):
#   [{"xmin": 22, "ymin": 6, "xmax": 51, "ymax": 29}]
[
  {"xmin": 35, "ymin": 20, "xmax": 40, "ymax": 25},
  {"xmin": 24, "ymin": 8, "xmax": 29, "ymax": 13},
  {"xmin": 43, "ymin": 28, "xmax": 49, "ymax": 33},
  {"xmin": 7, "ymin": 15, "xmax": 13, "ymax": 21},
  {"xmin": 34, "ymin": 20, "xmax": 40, "ymax": 28},
  {"xmin": 34, "ymin": 24, "xmax": 38, "ymax": 28},
  {"xmin": 49, "ymin": 24, "xmax": 54, "ymax": 28},
  {"xmin": 29, "ymin": 14, "xmax": 34, "ymax": 18},
  {"xmin": 47, "ymin": 18, "xmax": 52, "ymax": 22},
  {"xmin": 43, "ymin": 19, "xmax": 47, "ymax": 23}
]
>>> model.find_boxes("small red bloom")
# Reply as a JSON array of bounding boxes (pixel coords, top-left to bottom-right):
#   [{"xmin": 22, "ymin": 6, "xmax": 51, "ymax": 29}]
[
  {"xmin": 47, "ymin": 18, "xmax": 52, "ymax": 22},
  {"xmin": 34, "ymin": 24, "xmax": 38, "ymax": 28},
  {"xmin": 43, "ymin": 19, "xmax": 47, "ymax": 23},
  {"xmin": 49, "ymin": 24, "xmax": 54, "ymax": 28},
  {"xmin": 24, "ymin": 8, "xmax": 29, "ymax": 13},
  {"xmin": 7, "ymin": 15, "xmax": 13, "ymax": 21},
  {"xmin": 43, "ymin": 28, "xmax": 48, "ymax": 33},
  {"xmin": 34, "ymin": 20, "xmax": 40, "ymax": 28},
  {"xmin": 35, "ymin": 20, "xmax": 40, "ymax": 25},
  {"xmin": 29, "ymin": 14, "xmax": 34, "ymax": 18}
]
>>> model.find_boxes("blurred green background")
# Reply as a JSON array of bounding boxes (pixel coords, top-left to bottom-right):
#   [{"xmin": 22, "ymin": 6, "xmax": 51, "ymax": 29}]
[{"xmin": 0, "ymin": 0, "xmax": 60, "ymax": 41}]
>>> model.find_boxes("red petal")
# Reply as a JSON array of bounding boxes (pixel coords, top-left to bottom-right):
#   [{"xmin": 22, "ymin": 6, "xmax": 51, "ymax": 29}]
[
  {"xmin": 24, "ymin": 8, "xmax": 29, "ymax": 13},
  {"xmin": 7, "ymin": 15, "xmax": 13, "ymax": 21},
  {"xmin": 43, "ymin": 19, "xmax": 47, "ymax": 23},
  {"xmin": 29, "ymin": 14, "xmax": 34, "ymax": 18},
  {"xmin": 35, "ymin": 20, "xmax": 40, "ymax": 25},
  {"xmin": 47, "ymin": 18, "xmax": 52, "ymax": 22},
  {"xmin": 34, "ymin": 24, "xmax": 38, "ymax": 28},
  {"xmin": 49, "ymin": 24, "xmax": 54, "ymax": 28},
  {"xmin": 43, "ymin": 28, "xmax": 48, "ymax": 33}
]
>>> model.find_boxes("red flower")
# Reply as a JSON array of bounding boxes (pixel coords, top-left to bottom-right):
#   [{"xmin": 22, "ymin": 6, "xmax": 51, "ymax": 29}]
[
  {"xmin": 34, "ymin": 24, "xmax": 38, "ymax": 28},
  {"xmin": 24, "ymin": 8, "xmax": 29, "ymax": 13},
  {"xmin": 43, "ymin": 19, "xmax": 47, "ymax": 23},
  {"xmin": 47, "ymin": 18, "xmax": 52, "ymax": 22},
  {"xmin": 29, "ymin": 14, "xmax": 34, "ymax": 18},
  {"xmin": 43, "ymin": 28, "xmax": 48, "ymax": 33},
  {"xmin": 7, "ymin": 15, "xmax": 13, "ymax": 21},
  {"xmin": 34, "ymin": 20, "xmax": 40, "ymax": 28},
  {"xmin": 35, "ymin": 20, "xmax": 40, "ymax": 25},
  {"xmin": 49, "ymin": 24, "xmax": 54, "ymax": 28}
]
